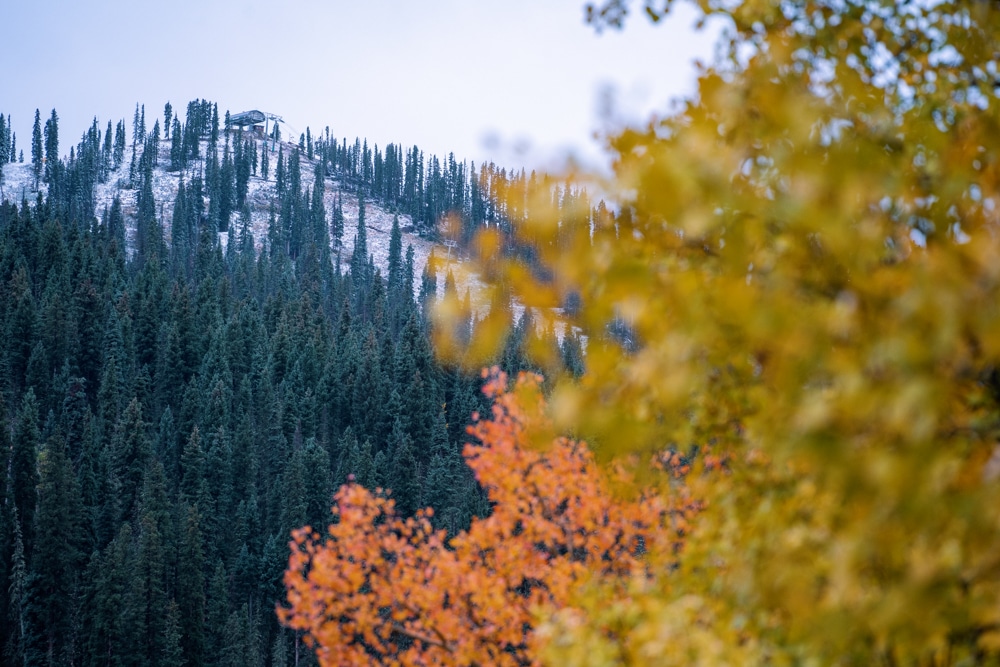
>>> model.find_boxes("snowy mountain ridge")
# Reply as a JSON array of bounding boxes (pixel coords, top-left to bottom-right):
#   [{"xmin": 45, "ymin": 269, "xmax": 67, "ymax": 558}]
[{"xmin": 0, "ymin": 129, "xmax": 450, "ymax": 296}]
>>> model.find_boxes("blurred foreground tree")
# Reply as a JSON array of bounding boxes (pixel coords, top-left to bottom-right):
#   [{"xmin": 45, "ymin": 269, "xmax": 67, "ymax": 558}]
[
  {"xmin": 443, "ymin": 0, "xmax": 1000, "ymax": 664},
  {"xmin": 285, "ymin": 0, "xmax": 1000, "ymax": 664}
]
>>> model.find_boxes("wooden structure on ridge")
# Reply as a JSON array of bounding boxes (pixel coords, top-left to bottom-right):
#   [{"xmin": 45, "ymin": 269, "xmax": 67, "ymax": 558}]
[{"xmin": 227, "ymin": 110, "xmax": 283, "ymax": 137}]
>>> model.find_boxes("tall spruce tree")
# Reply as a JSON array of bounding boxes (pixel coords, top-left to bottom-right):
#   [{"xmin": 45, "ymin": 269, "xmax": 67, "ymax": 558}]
[
  {"xmin": 163, "ymin": 102, "xmax": 172, "ymax": 140},
  {"xmin": 177, "ymin": 504, "xmax": 206, "ymax": 667},
  {"xmin": 101, "ymin": 119, "xmax": 113, "ymax": 181},
  {"xmin": 32, "ymin": 432, "xmax": 85, "ymax": 664},
  {"xmin": 30, "ymin": 109, "xmax": 42, "ymax": 190},
  {"xmin": 11, "ymin": 390, "xmax": 41, "ymax": 548},
  {"xmin": 113, "ymin": 119, "xmax": 126, "ymax": 170},
  {"xmin": 109, "ymin": 398, "xmax": 152, "ymax": 523},
  {"xmin": 43, "ymin": 109, "xmax": 58, "ymax": 183},
  {"xmin": 0, "ymin": 112, "xmax": 8, "ymax": 167},
  {"xmin": 169, "ymin": 117, "xmax": 183, "ymax": 170},
  {"xmin": 387, "ymin": 416, "xmax": 419, "ymax": 517}
]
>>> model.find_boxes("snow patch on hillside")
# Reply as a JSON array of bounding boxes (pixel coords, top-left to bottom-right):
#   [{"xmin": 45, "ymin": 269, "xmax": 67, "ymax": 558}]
[
  {"xmin": 0, "ymin": 134, "xmax": 558, "ymax": 337},
  {"xmin": 0, "ymin": 134, "xmax": 451, "ymax": 298},
  {"xmin": 0, "ymin": 161, "xmax": 43, "ymax": 204}
]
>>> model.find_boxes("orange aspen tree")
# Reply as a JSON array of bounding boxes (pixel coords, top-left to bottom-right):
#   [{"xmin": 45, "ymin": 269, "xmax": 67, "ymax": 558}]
[{"xmin": 280, "ymin": 370, "xmax": 696, "ymax": 666}]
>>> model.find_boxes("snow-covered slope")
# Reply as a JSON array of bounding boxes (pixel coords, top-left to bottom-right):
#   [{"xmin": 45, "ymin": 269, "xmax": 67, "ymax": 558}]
[
  {"xmin": 0, "ymin": 134, "xmax": 447, "ymax": 295},
  {"xmin": 0, "ymin": 132, "xmax": 540, "ymax": 334},
  {"xmin": 0, "ymin": 161, "xmax": 39, "ymax": 204}
]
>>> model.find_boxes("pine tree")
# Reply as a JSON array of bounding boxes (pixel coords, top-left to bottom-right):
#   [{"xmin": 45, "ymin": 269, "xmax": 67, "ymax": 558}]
[
  {"xmin": 138, "ymin": 460, "xmax": 174, "ymax": 557},
  {"xmin": 279, "ymin": 444, "xmax": 307, "ymax": 533},
  {"xmin": 344, "ymin": 435, "xmax": 375, "ymax": 489},
  {"xmin": 0, "ymin": 113, "xmax": 8, "ymax": 167},
  {"xmin": 302, "ymin": 437, "xmax": 333, "ymax": 530},
  {"xmin": 206, "ymin": 137, "xmax": 221, "ymax": 231},
  {"xmin": 210, "ymin": 103, "xmax": 220, "ymax": 150},
  {"xmin": 560, "ymin": 328, "xmax": 586, "ymax": 377},
  {"xmin": 419, "ymin": 247, "xmax": 438, "ymax": 322},
  {"xmin": 405, "ymin": 244, "xmax": 416, "ymax": 303},
  {"xmin": 235, "ymin": 136, "xmax": 251, "ymax": 207},
  {"xmin": 0, "ymin": 404, "xmax": 10, "ymax": 648},
  {"xmin": 285, "ymin": 148, "xmax": 303, "ymax": 258},
  {"xmin": 24, "ymin": 341, "xmax": 48, "ymax": 406},
  {"xmin": 271, "ymin": 631, "xmax": 290, "ymax": 667},
  {"xmin": 101, "ymin": 119, "xmax": 113, "ymax": 181},
  {"xmin": 113, "ymin": 119, "xmax": 126, "ymax": 170},
  {"xmin": 32, "ymin": 432, "xmax": 85, "ymax": 664},
  {"xmin": 31, "ymin": 109, "xmax": 42, "ymax": 190},
  {"xmin": 387, "ymin": 416, "xmax": 419, "ymax": 517},
  {"xmin": 445, "ymin": 369, "xmax": 478, "ymax": 447},
  {"xmin": 275, "ymin": 146, "xmax": 285, "ymax": 196},
  {"xmin": 169, "ymin": 117, "xmax": 183, "ymax": 171},
  {"xmin": 179, "ymin": 426, "xmax": 206, "ymax": 508},
  {"xmin": 351, "ymin": 329, "xmax": 384, "ymax": 437},
  {"xmin": 11, "ymin": 390, "xmax": 41, "ymax": 547},
  {"xmin": 177, "ymin": 505, "xmax": 206, "ymax": 667},
  {"xmin": 131, "ymin": 510, "xmax": 170, "ymax": 665},
  {"xmin": 258, "ymin": 533, "xmax": 287, "ymax": 612},
  {"xmin": 149, "ymin": 118, "xmax": 160, "ymax": 167},
  {"xmin": 349, "ymin": 192, "xmax": 369, "ymax": 290},
  {"xmin": 135, "ymin": 147, "xmax": 166, "ymax": 268},
  {"xmin": 77, "ymin": 524, "xmax": 129, "ymax": 665},
  {"xmin": 163, "ymin": 102, "xmax": 173, "ymax": 141},
  {"xmin": 387, "ymin": 215, "xmax": 403, "ymax": 291},
  {"xmin": 159, "ymin": 600, "xmax": 185, "ymax": 667},
  {"xmin": 128, "ymin": 134, "xmax": 139, "ymax": 188},
  {"xmin": 331, "ymin": 194, "xmax": 344, "ymax": 254},
  {"xmin": 7, "ymin": 266, "xmax": 38, "ymax": 393},
  {"xmin": 170, "ymin": 175, "xmax": 191, "ymax": 276},
  {"xmin": 205, "ymin": 560, "xmax": 230, "ymax": 666},
  {"xmin": 132, "ymin": 103, "xmax": 141, "ymax": 152},
  {"xmin": 222, "ymin": 603, "xmax": 262, "ymax": 667},
  {"xmin": 43, "ymin": 108, "xmax": 58, "ymax": 183},
  {"xmin": 310, "ymin": 161, "xmax": 327, "ymax": 247},
  {"xmin": 107, "ymin": 193, "xmax": 127, "ymax": 255},
  {"xmin": 219, "ymin": 139, "xmax": 235, "ymax": 231},
  {"xmin": 421, "ymin": 407, "xmax": 464, "ymax": 527},
  {"xmin": 5, "ymin": 509, "xmax": 41, "ymax": 666},
  {"xmin": 109, "ymin": 398, "xmax": 151, "ymax": 523}
]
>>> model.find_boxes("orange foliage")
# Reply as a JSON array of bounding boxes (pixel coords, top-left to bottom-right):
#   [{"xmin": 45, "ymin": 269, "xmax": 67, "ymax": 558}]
[{"xmin": 279, "ymin": 370, "xmax": 694, "ymax": 666}]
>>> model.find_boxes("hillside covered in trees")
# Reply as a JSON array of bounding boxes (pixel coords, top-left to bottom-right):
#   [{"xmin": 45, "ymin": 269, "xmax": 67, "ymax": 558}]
[{"xmin": 0, "ymin": 98, "xmax": 591, "ymax": 665}]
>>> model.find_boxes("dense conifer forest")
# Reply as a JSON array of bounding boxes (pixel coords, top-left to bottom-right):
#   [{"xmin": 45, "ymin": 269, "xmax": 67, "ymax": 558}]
[{"xmin": 0, "ymin": 99, "xmax": 586, "ymax": 665}]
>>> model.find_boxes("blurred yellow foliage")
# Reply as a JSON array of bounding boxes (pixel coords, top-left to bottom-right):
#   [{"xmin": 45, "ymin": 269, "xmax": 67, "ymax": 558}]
[{"xmin": 436, "ymin": 0, "xmax": 1000, "ymax": 664}]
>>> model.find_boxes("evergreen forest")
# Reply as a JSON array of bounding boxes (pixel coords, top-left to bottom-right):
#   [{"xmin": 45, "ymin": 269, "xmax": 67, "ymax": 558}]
[{"xmin": 0, "ymin": 98, "xmax": 584, "ymax": 666}]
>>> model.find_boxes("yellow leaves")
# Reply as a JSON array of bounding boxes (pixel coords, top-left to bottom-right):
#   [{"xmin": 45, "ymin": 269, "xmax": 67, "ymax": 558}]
[
  {"xmin": 283, "ymin": 1, "xmax": 1000, "ymax": 663},
  {"xmin": 886, "ymin": 380, "xmax": 937, "ymax": 442},
  {"xmin": 461, "ymin": 70, "xmax": 1000, "ymax": 663}
]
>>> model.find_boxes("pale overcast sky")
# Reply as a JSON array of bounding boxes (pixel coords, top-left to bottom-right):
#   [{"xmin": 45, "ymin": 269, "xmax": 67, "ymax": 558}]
[{"xmin": 5, "ymin": 0, "xmax": 719, "ymax": 170}]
